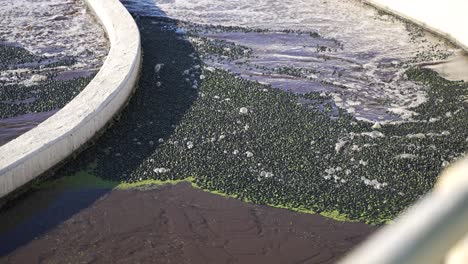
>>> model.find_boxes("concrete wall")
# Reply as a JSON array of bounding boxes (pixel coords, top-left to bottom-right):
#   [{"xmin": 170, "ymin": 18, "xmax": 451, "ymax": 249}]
[
  {"xmin": 0, "ymin": 0, "xmax": 141, "ymax": 198},
  {"xmin": 363, "ymin": 0, "xmax": 468, "ymax": 53}
]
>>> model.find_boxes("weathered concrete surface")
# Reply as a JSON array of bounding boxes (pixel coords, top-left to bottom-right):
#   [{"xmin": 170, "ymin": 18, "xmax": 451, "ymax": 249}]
[
  {"xmin": 0, "ymin": 0, "xmax": 141, "ymax": 198},
  {"xmin": 363, "ymin": 0, "xmax": 468, "ymax": 52}
]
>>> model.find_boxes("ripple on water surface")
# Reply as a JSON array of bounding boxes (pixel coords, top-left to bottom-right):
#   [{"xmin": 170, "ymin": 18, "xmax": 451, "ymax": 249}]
[
  {"xmin": 0, "ymin": 0, "xmax": 108, "ymax": 144},
  {"xmin": 124, "ymin": 0, "xmax": 464, "ymax": 122}
]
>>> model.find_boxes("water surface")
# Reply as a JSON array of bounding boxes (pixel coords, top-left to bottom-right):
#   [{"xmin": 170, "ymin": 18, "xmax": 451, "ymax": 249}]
[
  {"xmin": 124, "ymin": 0, "xmax": 464, "ymax": 122},
  {"xmin": 0, "ymin": 0, "xmax": 108, "ymax": 145}
]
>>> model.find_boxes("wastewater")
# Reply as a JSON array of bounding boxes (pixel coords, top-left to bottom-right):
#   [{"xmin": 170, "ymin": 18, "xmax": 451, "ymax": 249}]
[
  {"xmin": 0, "ymin": 0, "xmax": 108, "ymax": 145},
  {"xmin": 1, "ymin": 2, "xmax": 468, "ymax": 255},
  {"xmin": 123, "ymin": 0, "xmax": 466, "ymax": 122},
  {"xmin": 2, "ymin": 0, "xmax": 439, "ymax": 260},
  {"xmin": 100, "ymin": 0, "xmax": 468, "ymax": 223}
]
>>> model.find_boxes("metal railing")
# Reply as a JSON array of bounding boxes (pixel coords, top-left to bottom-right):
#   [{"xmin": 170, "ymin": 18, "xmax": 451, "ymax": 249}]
[{"xmin": 339, "ymin": 158, "xmax": 468, "ymax": 264}]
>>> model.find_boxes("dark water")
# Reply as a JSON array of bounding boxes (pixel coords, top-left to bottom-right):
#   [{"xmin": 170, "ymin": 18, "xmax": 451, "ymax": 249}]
[
  {"xmin": 0, "ymin": 110, "xmax": 56, "ymax": 146},
  {"xmin": 0, "ymin": 183, "xmax": 376, "ymax": 263}
]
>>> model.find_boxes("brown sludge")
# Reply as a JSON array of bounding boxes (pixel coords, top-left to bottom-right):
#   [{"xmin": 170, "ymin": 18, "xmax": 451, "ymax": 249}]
[{"xmin": 0, "ymin": 183, "xmax": 376, "ymax": 264}]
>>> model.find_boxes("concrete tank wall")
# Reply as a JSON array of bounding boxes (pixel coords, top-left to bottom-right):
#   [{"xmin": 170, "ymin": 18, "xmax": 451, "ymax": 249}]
[
  {"xmin": 363, "ymin": 0, "xmax": 468, "ymax": 52},
  {"xmin": 0, "ymin": 0, "xmax": 141, "ymax": 198}
]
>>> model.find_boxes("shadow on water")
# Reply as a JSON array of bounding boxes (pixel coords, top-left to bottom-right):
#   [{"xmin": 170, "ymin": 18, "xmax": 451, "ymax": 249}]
[
  {"xmin": 86, "ymin": 15, "xmax": 201, "ymax": 182},
  {"xmin": 0, "ymin": 2, "xmax": 201, "ymax": 256},
  {"xmin": 0, "ymin": 189, "xmax": 110, "ymax": 256}
]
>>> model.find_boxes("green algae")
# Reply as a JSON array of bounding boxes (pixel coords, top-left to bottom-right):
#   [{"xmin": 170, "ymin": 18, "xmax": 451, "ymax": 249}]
[
  {"xmin": 0, "ymin": 76, "xmax": 93, "ymax": 118},
  {"xmin": 34, "ymin": 164, "xmax": 361, "ymax": 223},
  {"xmin": 0, "ymin": 45, "xmax": 42, "ymax": 69},
  {"xmin": 0, "ymin": 43, "xmax": 95, "ymax": 119},
  {"xmin": 44, "ymin": 17, "xmax": 468, "ymax": 226},
  {"xmin": 33, "ymin": 162, "xmax": 195, "ymax": 191}
]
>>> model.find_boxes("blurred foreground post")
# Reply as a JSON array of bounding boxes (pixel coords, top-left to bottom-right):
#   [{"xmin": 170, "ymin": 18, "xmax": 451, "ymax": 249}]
[{"xmin": 339, "ymin": 158, "xmax": 468, "ymax": 264}]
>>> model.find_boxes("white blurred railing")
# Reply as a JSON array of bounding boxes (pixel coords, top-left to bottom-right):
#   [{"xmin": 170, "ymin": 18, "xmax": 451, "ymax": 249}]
[{"xmin": 339, "ymin": 159, "xmax": 468, "ymax": 264}]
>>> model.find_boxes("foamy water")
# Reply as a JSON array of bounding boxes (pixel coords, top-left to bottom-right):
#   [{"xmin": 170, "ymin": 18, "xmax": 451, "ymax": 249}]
[
  {"xmin": 123, "ymin": 0, "xmax": 463, "ymax": 122},
  {"xmin": 0, "ymin": 0, "xmax": 108, "ymax": 145},
  {"xmin": 0, "ymin": 0, "xmax": 108, "ymax": 85}
]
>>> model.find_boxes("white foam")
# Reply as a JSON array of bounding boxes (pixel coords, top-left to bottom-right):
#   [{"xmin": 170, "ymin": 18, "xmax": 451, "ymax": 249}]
[
  {"xmin": 361, "ymin": 131, "xmax": 385, "ymax": 138},
  {"xmin": 335, "ymin": 139, "xmax": 348, "ymax": 153},
  {"xmin": 123, "ymin": 0, "xmax": 460, "ymax": 122},
  {"xmin": 395, "ymin": 153, "xmax": 418, "ymax": 159},
  {"xmin": 361, "ymin": 176, "xmax": 388, "ymax": 190},
  {"xmin": 407, "ymin": 133, "xmax": 426, "ymax": 139},
  {"xmin": 0, "ymin": 0, "xmax": 108, "ymax": 84}
]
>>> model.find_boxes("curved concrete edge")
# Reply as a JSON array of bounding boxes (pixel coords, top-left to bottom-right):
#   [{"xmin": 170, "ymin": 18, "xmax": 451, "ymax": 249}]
[
  {"xmin": 0, "ymin": 0, "xmax": 141, "ymax": 198},
  {"xmin": 363, "ymin": 0, "xmax": 468, "ymax": 53}
]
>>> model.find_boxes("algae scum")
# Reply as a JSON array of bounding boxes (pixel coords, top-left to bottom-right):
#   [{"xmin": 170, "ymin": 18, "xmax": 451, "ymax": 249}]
[
  {"xmin": 0, "ymin": 45, "xmax": 94, "ymax": 118},
  {"xmin": 51, "ymin": 13, "xmax": 468, "ymax": 225}
]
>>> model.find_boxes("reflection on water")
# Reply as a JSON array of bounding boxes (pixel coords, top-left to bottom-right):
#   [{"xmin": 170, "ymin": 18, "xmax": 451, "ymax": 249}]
[{"xmin": 123, "ymin": 0, "xmax": 465, "ymax": 122}]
